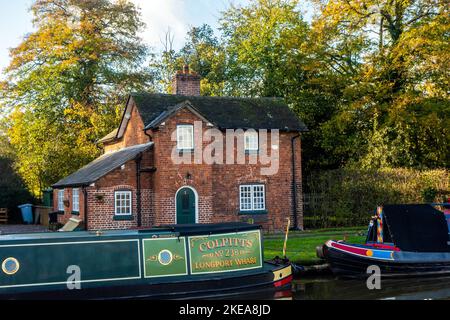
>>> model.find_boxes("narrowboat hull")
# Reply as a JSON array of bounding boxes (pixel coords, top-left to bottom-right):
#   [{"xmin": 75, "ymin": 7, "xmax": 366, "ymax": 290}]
[
  {"xmin": 323, "ymin": 240, "xmax": 450, "ymax": 278},
  {"xmin": 0, "ymin": 223, "xmax": 292, "ymax": 300},
  {"xmin": 0, "ymin": 263, "xmax": 292, "ymax": 300}
]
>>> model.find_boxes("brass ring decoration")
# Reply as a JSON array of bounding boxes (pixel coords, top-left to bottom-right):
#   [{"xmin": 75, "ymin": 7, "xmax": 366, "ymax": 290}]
[
  {"xmin": 158, "ymin": 250, "xmax": 173, "ymax": 266},
  {"xmin": 2, "ymin": 257, "xmax": 20, "ymax": 275}
]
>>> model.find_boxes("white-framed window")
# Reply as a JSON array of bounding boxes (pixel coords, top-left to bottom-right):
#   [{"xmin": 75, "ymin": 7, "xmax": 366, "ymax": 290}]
[
  {"xmin": 58, "ymin": 189, "xmax": 65, "ymax": 211},
  {"xmin": 114, "ymin": 191, "xmax": 132, "ymax": 216},
  {"xmin": 177, "ymin": 125, "xmax": 194, "ymax": 150},
  {"xmin": 239, "ymin": 184, "xmax": 266, "ymax": 211},
  {"xmin": 72, "ymin": 188, "xmax": 79, "ymax": 212},
  {"xmin": 244, "ymin": 131, "xmax": 259, "ymax": 151}
]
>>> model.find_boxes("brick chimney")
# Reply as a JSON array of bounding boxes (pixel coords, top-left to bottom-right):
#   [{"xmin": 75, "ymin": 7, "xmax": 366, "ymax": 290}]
[{"xmin": 172, "ymin": 65, "xmax": 201, "ymax": 96}]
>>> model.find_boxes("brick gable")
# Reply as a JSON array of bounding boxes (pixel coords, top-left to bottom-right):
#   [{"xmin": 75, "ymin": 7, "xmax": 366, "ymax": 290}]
[{"xmin": 103, "ymin": 101, "xmax": 150, "ymax": 153}]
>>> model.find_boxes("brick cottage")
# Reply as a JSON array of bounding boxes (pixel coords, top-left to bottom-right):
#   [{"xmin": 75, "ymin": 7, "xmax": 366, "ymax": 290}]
[{"xmin": 52, "ymin": 66, "xmax": 307, "ymax": 232}]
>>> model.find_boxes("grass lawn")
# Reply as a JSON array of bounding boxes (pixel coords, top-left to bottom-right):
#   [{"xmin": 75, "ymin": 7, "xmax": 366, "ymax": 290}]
[{"xmin": 263, "ymin": 227, "xmax": 367, "ymax": 266}]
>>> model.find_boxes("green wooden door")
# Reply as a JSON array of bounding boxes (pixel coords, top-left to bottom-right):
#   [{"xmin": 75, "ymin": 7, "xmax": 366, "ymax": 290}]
[{"xmin": 176, "ymin": 188, "xmax": 196, "ymax": 224}]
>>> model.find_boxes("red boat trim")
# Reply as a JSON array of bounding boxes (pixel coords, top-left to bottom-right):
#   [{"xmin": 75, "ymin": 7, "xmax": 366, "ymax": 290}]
[
  {"xmin": 326, "ymin": 240, "xmax": 395, "ymax": 261},
  {"xmin": 365, "ymin": 243, "xmax": 401, "ymax": 251},
  {"xmin": 274, "ymin": 275, "xmax": 293, "ymax": 288}
]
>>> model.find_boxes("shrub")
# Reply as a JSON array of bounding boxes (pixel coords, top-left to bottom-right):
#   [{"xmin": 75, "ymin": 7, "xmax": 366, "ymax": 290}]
[{"xmin": 303, "ymin": 168, "xmax": 449, "ymax": 228}]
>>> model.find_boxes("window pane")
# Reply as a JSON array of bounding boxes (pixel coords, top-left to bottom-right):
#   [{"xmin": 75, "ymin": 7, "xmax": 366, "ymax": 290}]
[
  {"xmin": 240, "ymin": 185, "xmax": 265, "ymax": 211},
  {"xmin": 58, "ymin": 190, "xmax": 65, "ymax": 211},
  {"xmin": 244, "ymin": 131, "xmax": 258, "ymax": 151},
  {"xmin": 72, "ymin": 189, "xmax": 79, "ymax": 212},
  {"xmin": 252, "ymin": 185, "xmax": 265, "ymax": 210},
  {"xmin": 115, "ymin": 191, "xmax": 132, "ymax": 215},
  {"xmin": 240, "ymin": 186, "xmax": 253, "ymax": 210},
  {"xmin": 177, "ymin": 125, "xmax": 193, "ymax": 150}
]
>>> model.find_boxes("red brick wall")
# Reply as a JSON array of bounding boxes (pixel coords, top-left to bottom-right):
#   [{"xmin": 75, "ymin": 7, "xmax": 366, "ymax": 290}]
[
  {"xmin": 210, "ymin": 133, "xmax": 303, "ymax": 232},
  {"xmin": 54, "ymin": 150, "xmax": 155, "ymax": 231},
  {"xmin": 85, "ymin": 150, "xmax": 154, "ymax": 230},
  {"xmin": 151, "ymin": 108, "xmax": 213, "ymax": 226},
  {"xmin": 53, "ymin": 187, "xmax": 86, "ymax": 225},
  {"xmin": 85, "ymin": 185, "xmax": 154, "ymax": 231},
  {"xmin": 54, "ymin": 106, "xmax": 303, "ymax": 232},
  {"xmin": 149, "ymin": 108, "xmax": 304, "ymax": 232}
]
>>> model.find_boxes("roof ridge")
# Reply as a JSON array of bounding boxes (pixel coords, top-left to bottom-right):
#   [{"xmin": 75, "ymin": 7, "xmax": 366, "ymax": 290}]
[{"xmin": 130, "ymin": 92, "xmax": 285, "ymax": 101}]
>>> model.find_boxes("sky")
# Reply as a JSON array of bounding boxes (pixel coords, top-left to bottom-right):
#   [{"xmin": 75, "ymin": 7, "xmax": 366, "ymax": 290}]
[
  {"xmin": 0, "ymin": 0, "xmax": 251, "ymax": 74},
  {"xmin": 0, "ymin": 0, "xmax": 314, "ymax": 77}
]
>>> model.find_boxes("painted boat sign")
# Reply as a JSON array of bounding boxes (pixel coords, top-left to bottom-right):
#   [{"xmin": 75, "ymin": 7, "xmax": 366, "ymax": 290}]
[
  {"xmin": 188, "ymin": 230, "xmax": 263, "ymax": 275},
  {"xmin": 142, "ymin": 237, "xmax": 188, "ymax": 278}
]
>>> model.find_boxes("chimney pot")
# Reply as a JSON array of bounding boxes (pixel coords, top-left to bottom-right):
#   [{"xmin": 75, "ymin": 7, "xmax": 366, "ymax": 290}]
[{"xmin": 183, "ymin": 64, "xmax": 189, "ymax": 74}]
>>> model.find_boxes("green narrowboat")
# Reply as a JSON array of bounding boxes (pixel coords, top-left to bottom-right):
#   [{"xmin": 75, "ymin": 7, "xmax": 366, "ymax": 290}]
[{"xmin": 0, "ymin": 223, "xmax": 292, "ymax": 299}]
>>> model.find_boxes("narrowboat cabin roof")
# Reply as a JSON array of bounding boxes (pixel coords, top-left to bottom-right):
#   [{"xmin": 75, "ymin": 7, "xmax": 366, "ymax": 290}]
[
  {"xmin": 369, "ymin": 204, "xmax": 450, "ymax": 252},
  {"xmin": 158, "ymin": 222, "xmax": 261, "ymax": 235},
  {"xmin": 0, "ymin": 222, "xmax": 260, "ymax": 242}
]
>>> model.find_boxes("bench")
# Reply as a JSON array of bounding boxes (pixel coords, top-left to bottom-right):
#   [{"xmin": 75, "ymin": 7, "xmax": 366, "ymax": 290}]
[{"xmin": 0, "ymin": 208, "xmax": 8, "ymax": 224}]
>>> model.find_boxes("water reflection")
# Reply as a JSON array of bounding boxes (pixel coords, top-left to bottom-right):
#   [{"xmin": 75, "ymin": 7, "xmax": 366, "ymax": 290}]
[
  {"xmin": 229, "ymin": 276, "xmax": 450, "ymax": 300},
  {"xmin": 292, "ymin": 276, "xmax": 450, "ymax": 300}
]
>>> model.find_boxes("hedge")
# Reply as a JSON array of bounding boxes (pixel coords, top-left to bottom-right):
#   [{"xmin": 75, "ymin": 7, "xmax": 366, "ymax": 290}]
[{"xmin": 303, "ymin": 168, "xmax": 449, "ymax": 229}]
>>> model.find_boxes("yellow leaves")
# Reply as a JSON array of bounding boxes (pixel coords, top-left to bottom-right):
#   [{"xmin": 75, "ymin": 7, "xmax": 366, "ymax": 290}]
[{"xmin": 1, "ymin": 0, "xmax": 150, "ymax": 194}]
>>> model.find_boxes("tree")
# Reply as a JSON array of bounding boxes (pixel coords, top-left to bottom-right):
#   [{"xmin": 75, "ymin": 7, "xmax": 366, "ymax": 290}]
[
  {"xmin": 180, "ymin": 25, "xmax": 227, "ymax": 96},
  {"xmin": 220, "ymin": 0, "xmax": 310, "ymax": 97},
  {"xmin": 219, "ymin": 0, "xmax": 356, "ymax": 170},
  {"xmin": 0, "ymin": 0, "xmax": 153, "ymax": 197},
  {"xmin": 150, "ymin": 25, "xmax": 227, "ymax": 96},
  {"xmin": 312, "ymin": 0, "xmax": 449, "ymax": 168}
]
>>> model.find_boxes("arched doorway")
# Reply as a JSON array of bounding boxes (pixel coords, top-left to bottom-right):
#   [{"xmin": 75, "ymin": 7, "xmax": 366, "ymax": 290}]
[{"xmin": 175, "ymin": 187, "xmax": 198, "ymax": 224}]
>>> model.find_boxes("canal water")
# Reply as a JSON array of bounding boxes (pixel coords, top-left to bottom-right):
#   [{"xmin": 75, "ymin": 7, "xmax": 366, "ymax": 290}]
[
  {"xmin": 236, "ymin": 276, "xmax": 450, "ymax": 300},
  {"xmin": 291, "ymin": 276, "xmax": 450, "ymax": 300}
]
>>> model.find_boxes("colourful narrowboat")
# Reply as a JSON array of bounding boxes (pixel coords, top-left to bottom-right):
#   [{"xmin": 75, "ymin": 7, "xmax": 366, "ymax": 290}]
[
  {"xmin": 318, "ymin": 204, "xmax": 450, "ymax": 277},
  {"xmin": 0, "ymin": 223, "xmax": 292, "ymax": 299}
]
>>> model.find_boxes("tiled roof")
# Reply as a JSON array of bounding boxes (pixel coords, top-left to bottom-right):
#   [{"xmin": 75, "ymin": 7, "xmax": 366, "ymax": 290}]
[
  {"xmin": 131, "ymin": 93, "xmax": 308, "ymax": 132},
  {"xmin": 52, "ymin": 142, "xmax": 154, "ymax": 188}
]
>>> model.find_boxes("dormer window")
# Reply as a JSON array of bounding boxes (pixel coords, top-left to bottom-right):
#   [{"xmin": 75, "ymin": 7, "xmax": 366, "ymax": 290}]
[
  {"xmin": 177, "ymin": 125, "xmax": 194, "ymax": 150},
  {"xmin": 244, "ymin": 131, "xmax": 259, "ymax": 152}
]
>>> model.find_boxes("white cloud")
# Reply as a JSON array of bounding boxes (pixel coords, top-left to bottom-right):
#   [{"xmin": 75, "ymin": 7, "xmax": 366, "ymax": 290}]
[{"xmin": 131, "ymin": 0, "xmax": 190, "ymax": 52}]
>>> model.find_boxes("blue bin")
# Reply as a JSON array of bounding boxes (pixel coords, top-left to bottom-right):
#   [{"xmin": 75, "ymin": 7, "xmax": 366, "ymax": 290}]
[{"xmin": 18, "ymin": 204, "xmax": 33, "ymax": 224}]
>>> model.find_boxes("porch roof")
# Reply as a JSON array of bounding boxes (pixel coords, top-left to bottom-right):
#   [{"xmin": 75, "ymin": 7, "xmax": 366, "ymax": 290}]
[{"xmin": 52, "ymin": 142, "xmax": 154, "ymax": 189}]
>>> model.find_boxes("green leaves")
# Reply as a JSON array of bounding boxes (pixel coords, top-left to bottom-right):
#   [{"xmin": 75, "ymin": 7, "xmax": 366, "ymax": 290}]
[
  {"xmin": 1, "ymin": 0, "xmax": 448, "ymax": 198},
  {"xmin": 312, "ymin": 0, "xmax": 449, "ymax": 169}
]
